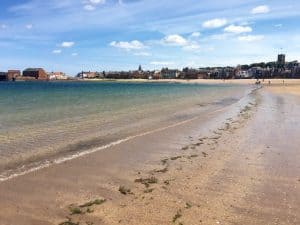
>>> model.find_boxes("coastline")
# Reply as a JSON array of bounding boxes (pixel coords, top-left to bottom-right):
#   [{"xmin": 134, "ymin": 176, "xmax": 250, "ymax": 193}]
[
  {"xmin": 0, "ymin": 81, "xmax": 251, "ymax": 181},
  {"xmin": 80, "ymin": 78, "xmax": 300, "ymax": 85},
  {"xmin": 8, "ymin": 77, "xmax": 300, "ymax": 87},
  {"xmin": 1, "ymin": 83, "xmax": 300, "ymax": 225}
]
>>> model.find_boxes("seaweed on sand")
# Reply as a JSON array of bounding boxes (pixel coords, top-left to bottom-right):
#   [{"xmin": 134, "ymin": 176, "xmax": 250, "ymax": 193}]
[
  {"xmin": 202, "ymin": 152, "xmax": 208, "ymax": 157},
  {"xmin": 154, "ymin": 167, "xmax": 168, "ymax": 173},
  {"xmin": 135, "ymin": 177, "xmax": 158, "ymax": 188},
  {"xmin": 144, "ymin": 188, "xmax": 154, "ymax": 193},
  {"xmin": 79, "ymin": 199, "xmax": 106, "ymax": 208},
  {"xmin": 181, "ymin": 146, "xmax": 189, "ymax": 151},
  {"xmin": 69, "ymin": 207, "xmax": 83, "ymax": 215},
  {"xmin": 59, "ymin": 221, "xmax": 79, "ymax": 225},
  {"xmin": 59, "ymin": 218, "xmax": 79, "ymax": 225},
  {"xmin": 118, "ymin": 186, "xmax": 132, "ymax": 195},
  {"xmin": 170, "ymin": 156, "xmax": 182, "ymax": 161},
  {"xmin": 172, "ymin": 210, "xmax": 182, "ymax": 223},
  {"xmin": 161, "ymin": 158, "xmax": 169, "ymax": 165}
]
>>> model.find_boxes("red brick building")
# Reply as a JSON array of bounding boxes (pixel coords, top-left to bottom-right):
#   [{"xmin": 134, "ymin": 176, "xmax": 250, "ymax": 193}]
[
  {"xmin": 22, "ymin": 68, "xmax": 48, "ymax": 80},
  {"xmin": 7, "ymin": 70, "xmax": 21, "ymax": 81}
]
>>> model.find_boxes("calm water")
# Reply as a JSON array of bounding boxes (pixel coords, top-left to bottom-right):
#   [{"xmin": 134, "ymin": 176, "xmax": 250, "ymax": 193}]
[{"xmin": 0, "ymin": 81, "xmax": 251, "ymax": 178}]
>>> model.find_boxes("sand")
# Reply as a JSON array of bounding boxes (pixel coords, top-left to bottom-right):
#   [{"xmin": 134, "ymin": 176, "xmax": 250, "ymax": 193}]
[
  {"xmin": 0, "ymin": 82, "xmax": 300, "ymax": 225},
  {"xmin": 83, "ymin": 78, "xmax": 300, "ymax": 85}
]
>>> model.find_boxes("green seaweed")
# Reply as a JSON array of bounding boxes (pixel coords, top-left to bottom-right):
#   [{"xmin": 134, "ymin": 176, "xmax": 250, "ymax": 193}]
[
  {"xmin": 172, "ymin": 210, "xmax": 182, "ymax": 223},
  {"xmin": 59, "ymin": 221, "xmax": 79, "ymax": 225},
  {"xmin": 135, "ymin": 177, "xmax": 158, "ymax": 188},
  {"xmin": 185, "ymin": 202, "xmax": 192, "ymax": 209},
  {"xmin": 161, "ymin": 158, "xmax": 168, "ymax": 165},
  {"xmin": 144, "ymin": 188, "xmax": 154, "ymax": 193},
  {"xmin": 79, "ymin": 199, "xmax": 106, "ymax": 208},
  {"xmin": 119, "ymin": 186, "xmax": 132, "ymax": 195},
  {"xmin": 170, "ymin": 156, "xmax": 182, "ymax": 161},
  {"xmin": 155, "ymin": 167, "xmax": 168, "ymax": 173},
  {"xmin": 69, "ymin": 207, "xmax": 83, "ymax": 215}
]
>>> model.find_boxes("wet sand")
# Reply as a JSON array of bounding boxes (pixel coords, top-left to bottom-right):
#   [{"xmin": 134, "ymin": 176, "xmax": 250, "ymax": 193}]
[{"xmin": 0, "ymin": 84, "xmax": 300, "ymax": 225}]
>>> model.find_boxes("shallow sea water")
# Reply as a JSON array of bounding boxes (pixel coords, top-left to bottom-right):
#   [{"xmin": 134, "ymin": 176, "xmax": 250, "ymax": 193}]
[{"xmin": 0, "ymin": 81, "xmax": 253, "ymax": 178}]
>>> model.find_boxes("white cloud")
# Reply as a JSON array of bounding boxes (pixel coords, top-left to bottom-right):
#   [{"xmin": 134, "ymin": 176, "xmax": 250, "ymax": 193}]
[
  {"xmin": 84, "ymin": 4, "xmax": 96, "ymax": 11},
  {"xmin": 150, "ymin": 61, "xmax": 174, "ymax": 66},
  {"xmin": 202, "ymin": 18, "xmax": 227, "ymax": 28},
  {"xmin": 183, "ymin": 43, "xmax": 201, "ymax": 51},
  {"xmin": 251, "ymin": 5, "xmax": 270, "ymax": 14},
  {"xmin": 61, "ymin": 41, "xmax": 75, "ymax": 48},
  {"xmin": 162, "ymin": 34, "xmax": 202, "ymax": 52},
  {"xmin": 275, "ymin": 24, "xmax": 283, "ymax": 28},
  {"xmin": 25, "ymin": 24, "xmax": 33, "ymax": 29},
  {"xmin": 163, "ymin": 34, "xmax": 188, "ymax": 46},
  {"xmin": 134, "ymin": 52, "xmax": 151, "ymax": 56},
  {"xmin": 210, "ymin": 33, "xmax": 231, "ymax": 40},
  {"xmin": 110, "ymin": 40, "xmax": 146, "ymax": 50},
  {"xmin": 83, "ymin": 0, "xmax": 105, "ymax": 10},
  {"xmin": 224, "ymin": 25, "xmax": 252, "ymax": 34},
  {"xmin": 191, "ymin": 32, "xmax": 201, "ymax": 37},
  {"xmin": 52, "ymin": 49, "xmax": 62, "ymax": 54},
  {"xmin": 71, "ymin": 53, "xmax": 78, "ymax": 56},
  {"xmin": 238, "ymin": 35, "xmax": 264, "ymax": 42},
  {"xmin": 89, "ymin": 0, "xmax": 105, "ymax": 4}
]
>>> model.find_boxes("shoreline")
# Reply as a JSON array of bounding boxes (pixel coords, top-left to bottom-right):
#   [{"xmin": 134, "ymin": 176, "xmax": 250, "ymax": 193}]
[
  {"xmin": 5, "ymin": 78, "xmax": 300, "ymax": 87},
  {"xmin": 0, "ymin": 84, "xmax": 254, "ymax": 182},
  {"xmin": 0, "ymin": 106, "xmax": 221, "ymax": 182},
  {"xmin": 0, "ymin": 83, "xmax": 300, "ymax": 224},
  {"xmin": 0, "ymin": 81, "xmax": 252, "ymax": 182},
  {"xmin": 80, "ymin": 78, "xmax": 300, "ymax": 85}
]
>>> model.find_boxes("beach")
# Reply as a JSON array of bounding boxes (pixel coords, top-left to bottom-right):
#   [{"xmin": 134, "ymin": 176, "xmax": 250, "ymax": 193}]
[
  {"xmin": 0, "ymin": 80, "xmax": 300, "ymax": 225},
  {"xmin": 0, "ymin": 81, "xmax": 251, "ymax": 180}
]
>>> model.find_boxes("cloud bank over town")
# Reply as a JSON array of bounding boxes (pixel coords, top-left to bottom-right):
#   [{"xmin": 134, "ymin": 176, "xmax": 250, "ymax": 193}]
[{"xmin": 1, "ymin": 0, "xmax": 300, "ymax": 74}]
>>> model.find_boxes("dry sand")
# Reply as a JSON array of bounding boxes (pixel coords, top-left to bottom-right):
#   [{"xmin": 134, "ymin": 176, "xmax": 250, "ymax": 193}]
[
  {"xmin": 83, "ymin": 78, "xmax": 300, "ymax": 85},
  {"xmin": 0, "ymin": 82, "xmax": 300, "ymax": 225}
]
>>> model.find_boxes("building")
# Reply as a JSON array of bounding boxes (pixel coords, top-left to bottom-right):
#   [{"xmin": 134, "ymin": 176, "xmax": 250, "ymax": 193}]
[
  {"xmin": 103, "ymin": 71, "xmax": 132, "ymax": 79},
  {"xmin": 77, "ymin": 71, "xmax": 104, "ymax": 79},
  {"xmin": 0, "ymin": 72, "xmax": 8, "ymax": 81},
  {"xmin": 7, "ymin": 70, "xmax": 21, "ymax": 81},
  {"xmin": 180, "ymin": 67, "xmax": 209, "ymax": 79},
  {"xmin": 161, "ymin": 68, "xmax": 180, "ymax": 79},
  {"xmin": 151, "ymin": 70, "xmax": 161, "ymax": 79},
  {"xmin": 249, "ymin": 67, "xmax": 263, "ymax": 79},
  {"xmin": 277, "ymin": 54, "xmax": 286, "ymax": 68},
  {"xmin": 292, "ymin": 66, "xmax": 300, "ymax": 78},
  {"xmin": 48, "ymin": 72, "xmax": 68, "ymax": 80},
  {"xmin": 132, "ymin": 70, "xmax": 148, "ymax": 79},
  {"xmin": 23, "ymin": 68, "xmax": 48, "ymax": 80},
  {"xmin": 236, "ymin": 70, "xmax": 252, "ymax": 79}
]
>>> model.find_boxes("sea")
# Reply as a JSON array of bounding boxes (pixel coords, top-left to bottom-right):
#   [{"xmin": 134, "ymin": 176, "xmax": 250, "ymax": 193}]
[{"xmin": 0, "ymin": 81, "xmax": 253, "ymax": 180}]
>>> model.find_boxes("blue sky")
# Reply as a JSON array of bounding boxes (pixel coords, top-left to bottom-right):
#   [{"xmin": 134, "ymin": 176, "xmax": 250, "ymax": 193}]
[{"xmin": 1, "ymin": 0, "xmax": 300, "ymax": 75}]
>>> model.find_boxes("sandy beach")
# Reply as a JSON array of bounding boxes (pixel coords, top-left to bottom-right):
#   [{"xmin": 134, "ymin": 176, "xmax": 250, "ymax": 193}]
[
  {"xmin": 0, "ymin": 81, "xmax": 300, "ymax": 225},
  {"xmin": 83, "ymin": 78, "xmax": 300, "ymax": 85}
]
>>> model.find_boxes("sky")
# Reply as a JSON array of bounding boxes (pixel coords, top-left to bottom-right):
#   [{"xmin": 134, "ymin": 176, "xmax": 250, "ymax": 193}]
[{"xmin": 1, "ymin": 0, "xmax": 300, "ymax": 75}]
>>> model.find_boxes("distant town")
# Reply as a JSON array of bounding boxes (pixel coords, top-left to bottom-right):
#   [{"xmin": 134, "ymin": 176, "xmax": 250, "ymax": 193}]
[{"xmin": 1, "ymin": 54, "xmax": 300, "ymax": 82}]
